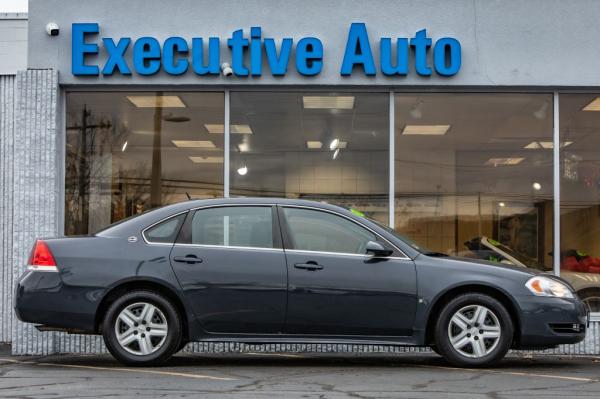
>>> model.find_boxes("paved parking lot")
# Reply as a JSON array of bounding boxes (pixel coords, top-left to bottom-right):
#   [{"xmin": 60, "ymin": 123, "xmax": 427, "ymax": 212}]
[{"xmin": 0, "ymin": 349, "xmax": 599, "ymax": 398}]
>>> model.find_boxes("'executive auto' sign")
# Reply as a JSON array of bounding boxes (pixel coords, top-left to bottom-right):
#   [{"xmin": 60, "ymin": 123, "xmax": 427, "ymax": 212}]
[{"xmin": 72, "ymin": 23, "xmax": 461, "ymax": 78}]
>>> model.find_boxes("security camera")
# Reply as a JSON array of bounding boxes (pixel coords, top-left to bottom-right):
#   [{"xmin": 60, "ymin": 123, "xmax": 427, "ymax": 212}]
[
  {"xmin": 46, "ymin": 22, "xmax": 59, "ymax": 36},
  {"xmin": 221, "ymin": 62, "xmax": 233, "ymax": 76}
]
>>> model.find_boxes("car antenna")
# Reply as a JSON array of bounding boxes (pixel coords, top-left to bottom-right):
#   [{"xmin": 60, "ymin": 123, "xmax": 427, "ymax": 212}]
[{"xmin": 185, "ymin": 192, "xmax": 192, "ymax": 200}]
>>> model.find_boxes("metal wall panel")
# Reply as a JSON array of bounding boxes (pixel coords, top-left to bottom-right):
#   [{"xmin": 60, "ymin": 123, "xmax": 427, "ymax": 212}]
[{"xmin": 0, "ymin": 74, "xmax": 15, "ymax": 343}]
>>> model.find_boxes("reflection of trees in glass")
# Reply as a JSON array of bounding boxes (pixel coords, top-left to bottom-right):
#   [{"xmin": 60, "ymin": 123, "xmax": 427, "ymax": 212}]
[
  {"xmin": 65, "ymin": 105, "xmax": 116, "ymax": 235},
  {"xmin": 65, "ymin": 103, "xmax": 177, "ymax": 235}
]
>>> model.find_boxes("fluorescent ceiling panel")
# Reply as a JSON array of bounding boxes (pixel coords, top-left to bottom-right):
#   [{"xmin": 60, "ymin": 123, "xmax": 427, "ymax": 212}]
[
  {"xmin": 127, "ymin": 95, "xmax": 186, "ymax": 108},
  {"xmin": 172, "ymin": 140, "xmax": 216, "ymax": 148},
  {"xmin": 402, "ymin": 125, "xmax": 450, "ymax": 135},
  {"xmin": 582, "ymin": 97, "xmax": 600, "ymax": 111},
  {"xmin": 204, "ymin": 124, "xmax": 253, "ymax": 134},
  {"xmin": 306, "ymin": 141, "xmax": 323, "ymax": 149},
  {"xmin": 524, "ymin": 141, "xmax": 542, "ymax": 149},
  {"xmin": 189, "ymin": 156, "xmax": 224, "ymax": 163},
  {"xmin": 302, "ymin": 96, "xmax": 355, "ymax": 109},
  {"xmin": 524, "ymin": 141, "xmax": 573, "ymax": 149},
  {"xmin": 485, "ymin": 157, "xmax": 525, "ymax": 166}
]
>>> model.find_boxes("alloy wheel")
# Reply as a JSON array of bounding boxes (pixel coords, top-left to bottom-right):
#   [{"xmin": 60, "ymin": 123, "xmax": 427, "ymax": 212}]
[
  {"xmin": 447, "ymin": 304, "xmax": 501, "ymax": 358},
  {"xmin": 114, "ymin": 302, "xmax": 169, "ymax": 356}
]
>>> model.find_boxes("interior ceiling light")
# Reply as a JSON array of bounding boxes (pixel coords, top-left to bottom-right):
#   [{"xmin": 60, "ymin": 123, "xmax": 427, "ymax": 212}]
[
  {"xmin": 332, "ymin": 148, "xmax": 340, "ymax": 160},
  {"xmin": 532, "ymin": 182, "xmax": 542, "ymax": 190},
  {"xmin": 172, "ymin": 140, "xmax": 216, "ymax": 148},
  {"xmin": 204, "ymin": 124, "xmax": 253, "ymax": 134},
  {"xmin": 306, "ymin": 141, "xmax": 323, "ymax": 149},
  {"xmin": 329, "ymin": 138, "xmax": 340, "ymax": 150},
  {"xmin": 402, "ymin": 125, "xmax": 450, "ymax": 135},
  {"xmin": 524, "ymin": 141, "xmax": 542, "ymax": 149},
  {"xmin": 498, "ymin": 202, "xmax": 506, "ymax": 207},
  {"xmin": 237, "ymin": 165, "xmax": 248, "ymax": 176},
  {"xmin": 533, "ymin": 101, "xmax": 549, "ymax": 119},
  {"xmin": 485, "ymin": 157, "xmax": 525, "ymax": 166},
  {"xmin": 302, "ymin": 96, "xmax": 355, "ymax": 109},
  {"xmin": 237, "ymin": 142, "xmax": 250, "ymax": 152},
  {"xmin": 524, "ymin": 141, "xmax": 573, "ymax": 149},
  {"xmin": 582, "ymin": 97, "xmax": 600, "ymax": 111},
  {"xmin": 121, "ymin": 141, "xmax": 128, "ymax": 152},
  {"xmin": 127, "ymin": 95, "xmax": 186, "ymax": 108},
  {"xmin": 409, "ymin": 100, "xmax": 424, "ymax": 119},
  {"xmin": 188, "ymin": 156, "xmax": 224, "ymax": 163}
]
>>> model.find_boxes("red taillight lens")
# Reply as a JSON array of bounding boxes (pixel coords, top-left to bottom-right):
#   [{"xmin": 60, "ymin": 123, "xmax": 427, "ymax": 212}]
[{"xmin": 27, "ymin": 240, "xmax": 57, "ymax": 271}]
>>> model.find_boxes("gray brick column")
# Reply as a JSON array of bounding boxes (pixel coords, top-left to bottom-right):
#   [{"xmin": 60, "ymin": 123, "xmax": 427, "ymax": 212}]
[
  {"xmin": 0, "ymin": 74, "xmax": 16, "ymax": 344},
  {"xmin": 11, "ymin": 69, "xmax": 60, "ymax": 354}
]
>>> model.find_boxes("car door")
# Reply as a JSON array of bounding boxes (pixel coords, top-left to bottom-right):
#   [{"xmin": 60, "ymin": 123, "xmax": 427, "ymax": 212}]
[
  {"xmin": 280, "ymin": 206, "xmax": 417, "ymax": 337},
  {"xmin": 169, "ymin": 205, "xmax": 287, "ymax": 334}
]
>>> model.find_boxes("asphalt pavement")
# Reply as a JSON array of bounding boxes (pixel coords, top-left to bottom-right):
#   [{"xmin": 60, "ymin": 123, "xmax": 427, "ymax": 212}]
[{"xmin": 0, "ymin": 346, "xmax": 598, "ymax": 398}]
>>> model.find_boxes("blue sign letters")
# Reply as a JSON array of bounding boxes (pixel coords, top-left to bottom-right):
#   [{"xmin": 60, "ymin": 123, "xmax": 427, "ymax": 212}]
[{"xmin": 71, "ymin": 23, "xmax": 461, "ymax": 78}]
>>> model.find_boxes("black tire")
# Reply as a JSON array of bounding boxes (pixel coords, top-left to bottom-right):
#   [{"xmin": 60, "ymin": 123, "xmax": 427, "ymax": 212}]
[
  {"xmin": 177, "ymin": 340, "xmax": 189, "ymax": 353},
  {"xmin": 102, "ymin": 290, "xmax": 182, "ymax": 366},
  {"xmin": 430, "ymin": 345, "xmax": 442, "ymax": 356},
  {"xmin": 433, "ymin": 293, "xmax": 513, "ymax": 367}
]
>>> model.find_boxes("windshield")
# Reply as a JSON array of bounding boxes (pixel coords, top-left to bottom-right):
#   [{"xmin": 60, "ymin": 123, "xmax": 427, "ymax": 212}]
[
  {"xmin": 484, "ymin": 238, "xmax": 544, "ymax": 269},
  {"xmin": 366, "ymin": 217, "xmax": 433, "ymax": 254}
]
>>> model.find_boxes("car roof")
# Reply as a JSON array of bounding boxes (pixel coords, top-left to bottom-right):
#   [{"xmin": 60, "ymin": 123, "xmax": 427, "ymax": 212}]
[{"xmin": 96, "ymin": 197, "xmax": 421, "ymax": 259}]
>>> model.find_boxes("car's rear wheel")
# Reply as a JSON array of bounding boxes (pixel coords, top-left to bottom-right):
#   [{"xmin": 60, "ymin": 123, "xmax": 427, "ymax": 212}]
[
  {"xmin": 434, "ymin": 293, "xmax": 513, "ymax": 367},
  {"xmin": 102, "ymin": 290, "xmax": 182, "ymax": 366}
]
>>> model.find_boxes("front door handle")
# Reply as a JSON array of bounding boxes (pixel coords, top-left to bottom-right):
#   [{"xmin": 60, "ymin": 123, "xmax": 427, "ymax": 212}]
[
  {"xmin": 173, "ymin": 255, "xmax": 203, "ymax": 264},
  {"xmin": 294, "ymin": 262, "xmax": 323, "ymax": 271}
]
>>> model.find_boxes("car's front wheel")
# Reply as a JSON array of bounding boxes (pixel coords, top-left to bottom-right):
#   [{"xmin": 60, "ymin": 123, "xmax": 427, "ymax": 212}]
[
  {"xmin": 102, "ymin": 290, "xmax": 182, "ymax": 366},
  {"xmin": 434, "ymin": 293, "xmax": 513, "ymax": 367}
]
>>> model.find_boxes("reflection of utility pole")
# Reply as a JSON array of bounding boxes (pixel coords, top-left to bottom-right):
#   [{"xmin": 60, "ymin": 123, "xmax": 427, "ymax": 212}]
[
  {"xmin": 478, "ymin": 192, "xmax": 482, "ymax": 238},
  {"xmin": 150, "ymin": 93, "xmax": 163, "ymax": 208},
  {"xmin": 78, "ymin": 105, "xmax": 89, "ymax": 234},
  {"xmin": 67, "ymin": 106, "xmax": 112, "ymax": 234}
]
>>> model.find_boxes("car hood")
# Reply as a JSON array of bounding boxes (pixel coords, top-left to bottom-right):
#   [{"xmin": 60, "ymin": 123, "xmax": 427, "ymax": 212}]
[{"xmin": 430, "ymin": 254, "xmax": 542, "ymax": 276}]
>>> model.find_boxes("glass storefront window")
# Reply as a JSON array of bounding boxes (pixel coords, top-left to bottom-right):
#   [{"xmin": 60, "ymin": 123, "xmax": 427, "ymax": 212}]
[
  {"xmin": 559, "ymin": 94, "xmax": 600, "ymax": 312},
  {"xmin": 394, "ymin": 93, "xmax": 554, "ymax": 273},
  {"xmin": 65, "ymin": 92, "xmax": 224, "ymax": 235},
  {"xmin": 229, "ymin": 92, "xmax": 389, "ymax": 223}
]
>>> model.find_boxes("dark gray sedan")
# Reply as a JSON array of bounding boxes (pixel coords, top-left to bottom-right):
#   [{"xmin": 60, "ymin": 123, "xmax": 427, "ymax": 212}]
[{"xmin": 14, "ymin": 198, "xmax": 588, "ymax": 367}]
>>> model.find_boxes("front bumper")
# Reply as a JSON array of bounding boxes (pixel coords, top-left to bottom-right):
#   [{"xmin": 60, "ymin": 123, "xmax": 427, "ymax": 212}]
[
  {"xmin": 516, "ymin": 295, "xmax": 588, "ymax": 349},
  {"xmin": 14, "ymin": 270, "xmax": 98, "ymax": 332}
]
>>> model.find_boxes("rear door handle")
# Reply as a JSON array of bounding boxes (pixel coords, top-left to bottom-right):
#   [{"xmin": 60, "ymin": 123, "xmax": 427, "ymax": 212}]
[
  {"xmin": 173, "ymin": 256, "xmax": 203, "ymax": 264},
  {"xmin": 294, "ymin": 262, "xmax": 323, "ymax": 271}
]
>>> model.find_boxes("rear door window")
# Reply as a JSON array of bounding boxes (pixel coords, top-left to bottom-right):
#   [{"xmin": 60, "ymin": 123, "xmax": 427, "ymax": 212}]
[{"xmin": 189, "ymin": 206, "xmax": 274, "ymax": 249}]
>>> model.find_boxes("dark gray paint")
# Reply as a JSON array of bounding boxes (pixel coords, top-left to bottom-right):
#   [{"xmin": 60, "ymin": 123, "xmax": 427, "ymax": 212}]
[{"xmin": 14, "ymin": 198, "xmax": 587, "ymax": 349}]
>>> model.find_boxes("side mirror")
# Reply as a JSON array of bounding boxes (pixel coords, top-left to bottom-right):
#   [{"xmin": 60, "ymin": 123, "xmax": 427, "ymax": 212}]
[{"xmin": 365, "ymin": 240, "xmax": 394, "ymax": 257}]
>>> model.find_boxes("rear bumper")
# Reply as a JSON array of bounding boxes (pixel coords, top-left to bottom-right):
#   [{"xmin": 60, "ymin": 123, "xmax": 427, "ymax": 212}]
[
  {"xmin": 14, "ymin": 270, "xmax": 98, "ymax": 332},
  {"xmin": 516, "ymin": 295, "xmax": 588, "ymax": 349}
]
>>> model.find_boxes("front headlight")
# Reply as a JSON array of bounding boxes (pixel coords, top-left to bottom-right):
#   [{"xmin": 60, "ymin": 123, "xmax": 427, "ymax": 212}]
[{"xmin": 525, "ymin": 276, "xmax": 574, "ymax": 299}]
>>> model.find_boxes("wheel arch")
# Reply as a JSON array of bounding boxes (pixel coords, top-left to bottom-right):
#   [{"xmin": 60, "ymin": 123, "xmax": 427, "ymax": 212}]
[
  {"xmin": 576, "ymin": 286, "xmax": 600, "ymax": 310},
  {"xmin": 424, "ymin": 283, "xmax": 522, "ymax": 347},
  {"xmin": 95, "ymin": 279, "xmax": 191, "ymax": 343}
]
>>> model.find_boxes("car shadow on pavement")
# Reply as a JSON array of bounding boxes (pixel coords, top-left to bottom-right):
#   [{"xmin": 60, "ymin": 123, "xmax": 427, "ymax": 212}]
[{"xmin": 14, "ymin": 351, "xmax": 595, "ymax": 374}]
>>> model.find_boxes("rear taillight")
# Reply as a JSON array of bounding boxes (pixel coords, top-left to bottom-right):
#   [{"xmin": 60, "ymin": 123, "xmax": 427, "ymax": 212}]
[{"xmin": 27, "ymin": 240, "xmax": 58, "ymax": 272}]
